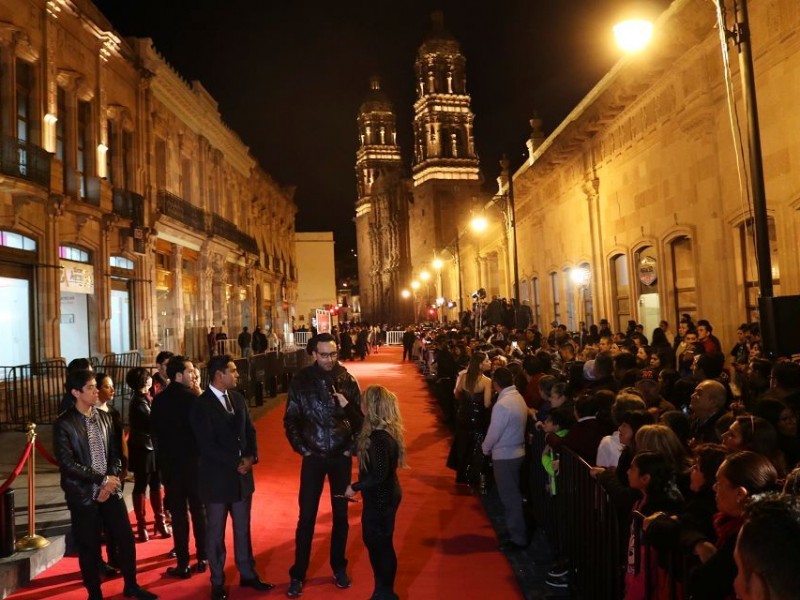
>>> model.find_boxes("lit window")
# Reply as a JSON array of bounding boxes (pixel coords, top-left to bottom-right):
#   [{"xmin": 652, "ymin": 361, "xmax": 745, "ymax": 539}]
[
  {"xmin": 0, "ymin": 230, "xmax": 36, "ymax": 251},
  {"xmin": 59, "ymin": 246, "xmax": 90, "ymax": 263},
  {"xmin": 110, "ymin": 256, "xmax": 134, "ymax": 270}
]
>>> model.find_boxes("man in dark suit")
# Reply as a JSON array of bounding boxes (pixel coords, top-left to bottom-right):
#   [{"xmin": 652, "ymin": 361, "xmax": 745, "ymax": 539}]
[
  {"xmin": 190, "ymin": 355, "xmax": 273, "ymax": 600},
  {"xmin": 151, "ymin": 355, "xmax": 207, "ymax": 579}
]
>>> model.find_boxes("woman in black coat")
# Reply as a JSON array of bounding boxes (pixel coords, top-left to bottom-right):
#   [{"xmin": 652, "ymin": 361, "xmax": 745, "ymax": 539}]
[
  {"xmin": 346, "ymin": 385, "xmax": 405, "ymax": 600},
  {"xmin": 127, "ymin": 367, "xmax": 171, "ymax": 542}
]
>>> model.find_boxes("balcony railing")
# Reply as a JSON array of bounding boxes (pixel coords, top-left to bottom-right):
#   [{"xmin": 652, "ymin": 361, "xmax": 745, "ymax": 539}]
[
  {"xmin": 157, "ymin": 189, "xmax": 206, "ymax": 233},
  {"xmin": 0, "ymin": 136, "xmax": 51, "ymax": 189},
  {"xmin": 112, "ymin": 188, "xmax": 144, "ymax": 224},
  {"xmin": 211, "ymin": 214, "xmax": 259, "ymax": 255}
]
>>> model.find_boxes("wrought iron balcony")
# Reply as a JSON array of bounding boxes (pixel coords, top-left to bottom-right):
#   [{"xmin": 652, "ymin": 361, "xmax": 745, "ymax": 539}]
[
  {"xmin": 211, "ymin": 214, "xmax": 259, "ymax": 255},
  {"xmin": 156, "ymin": 189, "xmax": 206, "ymax": 233},
  {"xmin": 112, "ymin": 188, "xmax": 144, "ymax": 224},
  {"xmin": 0, "ymin": 136, "xmax": 51, "ymax": 189}
]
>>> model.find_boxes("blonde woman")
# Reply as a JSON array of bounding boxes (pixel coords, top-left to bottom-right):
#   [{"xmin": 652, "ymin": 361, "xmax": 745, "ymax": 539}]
[{"xmin": 345, "ymin": 385, "xmax": 406, "ymax": 600}]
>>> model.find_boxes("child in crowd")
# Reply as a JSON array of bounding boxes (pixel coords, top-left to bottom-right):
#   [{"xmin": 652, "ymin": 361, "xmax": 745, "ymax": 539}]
[
  {"xmin": 624, "ymin": 452, "xmax": 684, "ymax": 600},
  {"xmin": 541, "ymin": 408, "xmax": 575, "ymax": 496}
]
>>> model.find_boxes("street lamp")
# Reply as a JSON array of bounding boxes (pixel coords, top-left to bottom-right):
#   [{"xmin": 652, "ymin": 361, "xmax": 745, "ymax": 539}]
[
  {"xmin": 615, "ymin": 0, "xmax": 775, "ymax": 351},
  {"xmin": 470, "ymin": 214, "xmax": 488, "ymax": 233}
]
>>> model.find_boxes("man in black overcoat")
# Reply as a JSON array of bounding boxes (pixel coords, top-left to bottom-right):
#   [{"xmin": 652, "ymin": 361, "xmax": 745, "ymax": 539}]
[
  {"xmin": 190, "ymin": 355, "xmax": 273, "ymax": 600},
  {"xmin": 151, "ymin": 355, "xmax": 207, "ymax": 579}
]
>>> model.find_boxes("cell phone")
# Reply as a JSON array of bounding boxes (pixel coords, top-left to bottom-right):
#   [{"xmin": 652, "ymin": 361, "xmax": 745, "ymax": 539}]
[{"xmin": 511, "ymin": 341, "xmax": 518, "ymax": 349}]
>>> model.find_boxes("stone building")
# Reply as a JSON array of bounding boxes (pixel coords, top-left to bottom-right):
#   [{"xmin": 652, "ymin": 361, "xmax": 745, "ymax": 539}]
[
  {"xmin": 468, "ymin": 0, "xmax": 800, "ymax": 349},
  {"xmin": 0, "ymin": 0, "xmax": 296, "ymax": 365},
  {"xmin": 355, "ymin": 12, "xmax": 482, "ymax": 324}
]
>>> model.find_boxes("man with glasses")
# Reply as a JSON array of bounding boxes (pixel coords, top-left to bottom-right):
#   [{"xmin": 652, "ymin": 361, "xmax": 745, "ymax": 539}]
[{"xmin": 284, "ymin": 333, "xmax": 363, "ymax": 598}]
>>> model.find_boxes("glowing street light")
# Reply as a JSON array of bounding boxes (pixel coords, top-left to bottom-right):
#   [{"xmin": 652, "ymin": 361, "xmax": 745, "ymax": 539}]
[
  {"xmin": 400, "ymin": 289, "xmax": 411, "ymax": 299},
  {"xmin": 614, "ymin": 19, "xmax": 653, "ymax": 52},
  {"xmin": 410, "ymin": 280, "xmax": 420, "ymax": 290},
  {"xmin": 470, "ymin": 215, "xmax": 488, "ymax": 233},
  {"xmin": 570, "ymin": 266, "xmax": 591, "ymax": 287},
  {"xmin": 419, "ymin": 270, "xmax": 430, "ymax": 282},
  {"xmin": 432, "ymin": 258, "xmax": 443, "ymax": 270}
]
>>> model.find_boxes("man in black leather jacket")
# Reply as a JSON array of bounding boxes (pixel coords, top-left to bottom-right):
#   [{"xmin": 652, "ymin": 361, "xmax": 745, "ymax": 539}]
[
  {"xmin": 284, "ymin": 333, "xmax": 363, "ymax": 598},
  {"xmin": 53, "ymin": 369, "xmax": 156, "ymax": 600}
]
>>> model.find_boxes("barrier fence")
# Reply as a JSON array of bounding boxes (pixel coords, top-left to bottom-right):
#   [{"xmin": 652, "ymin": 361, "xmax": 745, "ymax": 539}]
[
  {"xmin": 386, "ymin": 330, "xmax": 404, "ymax": 346},
  {"xmin": 527, "ymin": 430, "xmax": 695, "ymax": 599}
]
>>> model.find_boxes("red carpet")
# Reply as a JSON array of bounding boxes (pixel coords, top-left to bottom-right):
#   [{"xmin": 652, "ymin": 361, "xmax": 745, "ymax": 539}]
[{"xmin": 10, "ymin": 347, "xmax": 522, "ymax": 599}]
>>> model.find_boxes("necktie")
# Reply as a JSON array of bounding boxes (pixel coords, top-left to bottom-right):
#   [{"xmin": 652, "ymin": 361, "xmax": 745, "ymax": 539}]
[{"xmin": 223, "ymin": 392, "xmax": 234, "ymax": 414}]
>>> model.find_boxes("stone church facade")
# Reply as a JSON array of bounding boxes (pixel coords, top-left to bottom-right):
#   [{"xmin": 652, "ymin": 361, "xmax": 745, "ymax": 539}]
[{"xmin": 355, "ymin": 13, "xmax": 482, "ymax": 325}]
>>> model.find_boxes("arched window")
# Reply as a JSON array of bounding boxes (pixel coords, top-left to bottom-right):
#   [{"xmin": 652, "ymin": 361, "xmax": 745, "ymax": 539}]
[
  {"xmin": 109, "ymin": 256, "xmax": 134, "ymax": 270},
  {"xmin": 59, "ymin": 245, "xmax": 90, "ymax": 263},
  {"xmin": 0, "ymin": 230, "xmax": 36, "ymax": 252},
  {"xmin": 610, "ymin": 254, "xmax": 630, "ymax": 332},
  {"xmin": 669, "ymin": 236, "xmax": 697, "ymax": 324},
  {"xmin": 735, "ymin": 218, "xmax": 780, "ymax": 322}
]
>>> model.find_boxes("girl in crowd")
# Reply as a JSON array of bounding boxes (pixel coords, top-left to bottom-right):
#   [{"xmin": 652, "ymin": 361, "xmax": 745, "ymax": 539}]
[
  {"xmin": 688, "ymin": 451, "xmax": 778, "ymax": 600},
  {"xmin": 346, "ymin": 385, "xmax": 406, "ymax": 600},
  {"xmin": 447, "ymin": 352, "xmax": 491, "ymax": 487},
  {"xmin": 624, "ymin": 452, "xmax": 684, "ymax": 600},
  {"xmin": 127, "ymin": 367, "xmax": 171, "ymax": 542},
  {"xmin": 754, "ymin": 397, "xmax": 800, "ymax": 470}
]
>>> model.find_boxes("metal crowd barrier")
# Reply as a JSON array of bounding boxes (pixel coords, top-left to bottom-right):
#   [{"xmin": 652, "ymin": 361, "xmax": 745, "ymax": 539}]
[
  {"xmin": 527, "ymin": 430, "xmax": 697, "ymax": 599},
  {"xmin": 100, "ymin": 351, "xmax": 142, "ymax": 425},
  {"xmin": 386, "ymin": 330, "xmax": 404, "ymax": 346},
  {"xmin": 528, "ymin": 431, "xmax": 624, "ymax": 599},
  {"xmin": 0, "ymin": 360, "xmax": 67, "ymax": 430}
]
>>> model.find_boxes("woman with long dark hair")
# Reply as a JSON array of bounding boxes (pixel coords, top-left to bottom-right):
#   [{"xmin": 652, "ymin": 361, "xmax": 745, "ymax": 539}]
[
  {"xmin": 127, "ymin": 367, "xmax": 171, "ymax": 542},
  {"xmin": 345, "ymin": 385, "xmax": 406, "ymax": 600}
]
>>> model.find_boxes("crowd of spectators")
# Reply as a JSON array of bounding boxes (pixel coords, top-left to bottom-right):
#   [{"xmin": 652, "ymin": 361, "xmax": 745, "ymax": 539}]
[{"xmin": 406, "ymin": 312, "xmax": 800, "ymax": 599}]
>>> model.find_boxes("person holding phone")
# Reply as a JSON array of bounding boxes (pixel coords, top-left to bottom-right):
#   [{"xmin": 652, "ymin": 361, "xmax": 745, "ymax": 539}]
[{"xmin": 284, "ymin": 333, "xmax": 364, "ymax": 598}]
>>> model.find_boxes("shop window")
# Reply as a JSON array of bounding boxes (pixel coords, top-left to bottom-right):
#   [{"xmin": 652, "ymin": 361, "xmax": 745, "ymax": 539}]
[{"xmin": 110, "ymin": 256, "xmax": 134, "ymax": 270}]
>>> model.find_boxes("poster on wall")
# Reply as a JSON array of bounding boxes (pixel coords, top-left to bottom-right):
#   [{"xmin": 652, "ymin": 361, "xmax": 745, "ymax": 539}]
[{"xmin": 316, "ymin": 309, "xmax": 331, "ymax": 333}]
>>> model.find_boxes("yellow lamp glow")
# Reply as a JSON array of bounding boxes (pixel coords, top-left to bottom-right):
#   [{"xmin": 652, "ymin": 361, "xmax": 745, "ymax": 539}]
[
  {"xmin": 614, "ymin": 18, "xmax": 654, "ymax": 52},
  {"xmin": 470, "ymin": 215, "xmax": 488, "ymax": 233},
  {"xmin": 401, "ymin": 289, "xmax": 411, "ymax": 299},
  {"xmin": 420, "ymin": 270, "xmax": 430, "ymax": 281},
  {"xmin": 432, "ymin": 258, "xmax": 443, "ymax": 270},
  {"xmin": 410, "ymin": 280, "xmax": 420, "ymax": 290}
]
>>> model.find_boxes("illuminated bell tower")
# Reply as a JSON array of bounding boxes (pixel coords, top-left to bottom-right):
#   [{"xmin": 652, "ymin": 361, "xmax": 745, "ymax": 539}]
[
  {"xmin": 409, "ymin": 11, "xmax": 481, "ymax": 282},
  {"xmin": 355, "ymin": 76, "xmax": 408, "ymax": 323}
]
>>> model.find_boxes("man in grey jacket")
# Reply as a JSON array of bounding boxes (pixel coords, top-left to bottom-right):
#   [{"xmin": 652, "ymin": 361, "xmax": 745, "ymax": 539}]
[{"xmin": 482, "ymin": 367, "xmax": 529, "ymax": 551}]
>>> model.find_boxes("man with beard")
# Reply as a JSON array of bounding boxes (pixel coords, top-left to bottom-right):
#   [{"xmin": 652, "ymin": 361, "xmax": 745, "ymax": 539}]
[{"xmin": 284, "ymin": 333, "xmax": 364, "ymax": 598}]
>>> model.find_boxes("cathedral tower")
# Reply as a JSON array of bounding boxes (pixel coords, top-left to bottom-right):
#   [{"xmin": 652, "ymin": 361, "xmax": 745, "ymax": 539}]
[
  {"xmin": 408, "ymin": 11, "xmax": 481, "ymax": 287},
  {"xmin": 355, "ymin": 77, "xmax": 410, "ymax": 323}
]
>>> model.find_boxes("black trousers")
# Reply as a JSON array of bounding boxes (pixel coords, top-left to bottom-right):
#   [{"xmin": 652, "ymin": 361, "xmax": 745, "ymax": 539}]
[
  {"xmin": 402, "ymin": 345, "xmax": 412, "ymax": 361},
  {"xmin": 362, "ymin": 495, "xmax": 401, "ymax": 600},
  {"xmin": 164, "ymin": 472, "xmax": 207, "ymax": 568},
  {"xmin": 290, "ymin": 454, "xmax": 352, "ymax": 580},
  {"xmin": 70, "ymin": 495, "xmax": 138, "ymax": 597}
]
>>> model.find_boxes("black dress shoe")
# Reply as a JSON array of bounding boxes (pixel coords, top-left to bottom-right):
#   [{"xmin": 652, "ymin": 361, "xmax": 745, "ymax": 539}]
[
  {"xmin": 240, "ymin": 576, "xmax": 275, "ymax": 591},
  {"xmin": 195, "ymin": 559, "xmax": 208, "ymax": 573},
  {"xmin": 123, "ymin": 585, "xmax": 158, "ymax": 600},
  {"xmin": 211, "ymin": 585, "xmax": 227, "ymax": 600},
  {"xmin": 166, "ymin": 566, "xmax": 191, "ymax": 579}
]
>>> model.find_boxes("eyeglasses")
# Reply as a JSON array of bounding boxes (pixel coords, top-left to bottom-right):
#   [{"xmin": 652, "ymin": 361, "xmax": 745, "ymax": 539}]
[{"xmin": 317, "ymin": 352, "xmax": 339, "ymax": 360}]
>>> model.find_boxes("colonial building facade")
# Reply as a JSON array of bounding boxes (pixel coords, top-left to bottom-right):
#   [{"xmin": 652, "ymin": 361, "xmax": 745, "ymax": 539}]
[
  {"xmin": 0, "ymin": 0, "xmax": 296, "ymax": 365},
  {"xmin": 355, "ymin": 12, "xmax": 482, "ymax": 324},
  {"xmin": 468, "ymin": 0, "xmax": 800, "ymax": 350}
]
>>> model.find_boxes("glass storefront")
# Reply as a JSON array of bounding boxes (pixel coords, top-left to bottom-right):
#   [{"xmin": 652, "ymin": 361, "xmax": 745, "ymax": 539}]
[{"xmin": 0, "ymin": 276, "xmax": 31, "ymax": 365}]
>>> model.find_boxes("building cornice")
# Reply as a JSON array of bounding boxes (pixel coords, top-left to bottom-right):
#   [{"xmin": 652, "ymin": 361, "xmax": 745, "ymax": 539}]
[{"xmin": 135, "ymin": 39, "xmax": 256, "ymax": 178}]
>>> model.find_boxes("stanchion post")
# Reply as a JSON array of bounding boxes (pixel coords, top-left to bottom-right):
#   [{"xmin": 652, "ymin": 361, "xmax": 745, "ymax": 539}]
[{"xmin": 16, "ymin": 422, "xmax": 49, "ymax": 551}]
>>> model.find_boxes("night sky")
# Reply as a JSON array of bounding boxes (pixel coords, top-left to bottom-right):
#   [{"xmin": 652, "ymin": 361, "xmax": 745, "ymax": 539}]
[{"xmin": 92, "ymin": 0, "xmax": 624, "ymax": 269}]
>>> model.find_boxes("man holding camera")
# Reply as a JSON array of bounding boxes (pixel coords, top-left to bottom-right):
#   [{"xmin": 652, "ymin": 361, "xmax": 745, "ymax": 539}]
[{"xmin": 284, "ymin": 333, "xmax": 363, "ymax": 598}]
